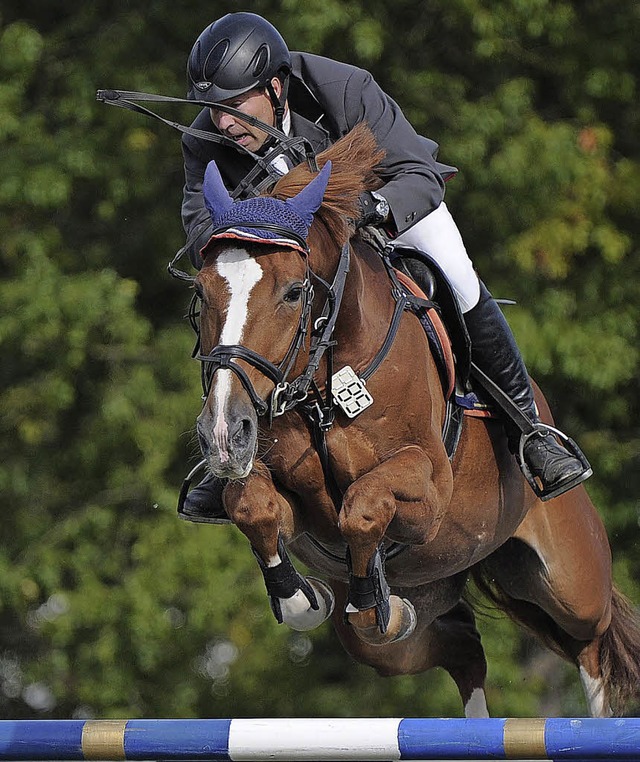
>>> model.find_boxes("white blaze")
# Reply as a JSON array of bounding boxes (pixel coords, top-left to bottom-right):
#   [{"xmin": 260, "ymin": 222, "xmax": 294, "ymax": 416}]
[{"xmin": 213, "ymin": 248, "xmax": 263, "ymax": 461}]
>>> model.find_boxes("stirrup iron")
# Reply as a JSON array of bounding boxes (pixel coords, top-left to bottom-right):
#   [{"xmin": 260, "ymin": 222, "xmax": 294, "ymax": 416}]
[{"xmin": 518, "ymin": 423, "xmax": 592, "ymax": 501}]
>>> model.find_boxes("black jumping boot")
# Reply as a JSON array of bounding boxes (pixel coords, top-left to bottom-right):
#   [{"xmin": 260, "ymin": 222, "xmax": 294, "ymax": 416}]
[
  {"xmin": 177, "ymin": 463, "xmax": 231, "ymax": 524},
  {"xmin": 464, "ymin": 283, "xmax": 592, "ymax": 501}
]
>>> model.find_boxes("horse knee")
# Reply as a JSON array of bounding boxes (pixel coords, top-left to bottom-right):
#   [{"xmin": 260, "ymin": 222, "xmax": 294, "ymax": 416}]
[
  {"xmin": 339, "ymin": 481, "xmax": 395, "ymax": 545},
  {"xmin": 226, "ymin": 479, "xmax": 293, "ymax": 549}
]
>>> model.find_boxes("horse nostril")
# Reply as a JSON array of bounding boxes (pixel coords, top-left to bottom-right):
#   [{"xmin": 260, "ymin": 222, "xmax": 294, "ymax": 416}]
[
  {"xmin": 197, "ymin": 429, "xmax": 211, "ymax": 458},
  {"xmin": 232, "ymin": 418, "xmax": 253, "ymax": 450}
]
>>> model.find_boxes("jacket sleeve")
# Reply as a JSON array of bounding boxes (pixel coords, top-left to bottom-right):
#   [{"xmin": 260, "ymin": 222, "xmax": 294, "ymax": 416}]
[
  {"xmin": 181, "ymin": 109, "xmax": 220, "ymax": 270},
  {"xmin": 343, "ymin": 68, "xmax": 453, "ymax": 234},
  {"xmin": 181, "ymin": 138, "xmax": 213, "ymax": 270}
]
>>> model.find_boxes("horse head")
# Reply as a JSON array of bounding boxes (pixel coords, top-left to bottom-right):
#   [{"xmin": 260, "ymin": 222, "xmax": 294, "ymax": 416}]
[
  {"xmin": 193, "ymin": 124, "xmax": 384, "ymax": 479},
  {"xmin": 194, "ymin": 161, "xmax": 332, "ymax": 478}
]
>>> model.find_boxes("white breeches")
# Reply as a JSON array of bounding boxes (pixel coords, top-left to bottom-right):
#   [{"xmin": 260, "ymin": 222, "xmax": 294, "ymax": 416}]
[{"xmin": 395, "ymin": 202, "xmax": 480, "ymax": 313}]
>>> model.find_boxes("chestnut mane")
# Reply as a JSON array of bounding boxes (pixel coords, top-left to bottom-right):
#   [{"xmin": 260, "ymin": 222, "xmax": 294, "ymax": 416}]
[{"xmin": 271, "ymin": 122, "xmax": 385, "ymax": 245}]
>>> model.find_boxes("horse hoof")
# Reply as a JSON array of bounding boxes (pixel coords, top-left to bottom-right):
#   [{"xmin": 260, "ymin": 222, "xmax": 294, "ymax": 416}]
[
  {"xmin": 280, "ymin": 578, "xmax": 335, "ymax": 632},
  {"xmin": 347, "ymin": 595, "xmax": 417, "ymax": 645},
  {"xmin": 388, "ymin": 596, "xmax": 417, "ymax": 643}
]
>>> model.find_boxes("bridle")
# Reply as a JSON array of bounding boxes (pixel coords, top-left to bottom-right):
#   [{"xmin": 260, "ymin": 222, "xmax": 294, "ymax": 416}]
[
  {"xmin": 192, "ymin": 235, "xmax": 352, "ymax": 424},
  {"xmin": 188, "ymin": 224, "xmax": 435, "ymax": 503}
]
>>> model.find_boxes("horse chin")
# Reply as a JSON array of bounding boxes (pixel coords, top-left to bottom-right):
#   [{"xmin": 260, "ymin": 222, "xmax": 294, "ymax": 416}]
[{"xmin": 207, "ymin": 456, "xmax": 254, "ymax": 481}]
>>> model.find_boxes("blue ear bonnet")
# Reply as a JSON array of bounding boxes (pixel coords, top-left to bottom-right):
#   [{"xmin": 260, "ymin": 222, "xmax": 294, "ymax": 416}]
[{"xmin": 201, "ymin": 160, "xmax": 332, "ymax": 254}]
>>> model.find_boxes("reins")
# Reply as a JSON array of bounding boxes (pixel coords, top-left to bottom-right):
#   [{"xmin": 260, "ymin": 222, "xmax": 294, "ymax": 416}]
[{"xmin": 96, "ymin": 89, "xmax": 319, "ymax": 198}]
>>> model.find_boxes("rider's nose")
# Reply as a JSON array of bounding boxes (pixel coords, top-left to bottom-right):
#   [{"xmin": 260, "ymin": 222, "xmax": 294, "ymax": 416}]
[{"xmin": 211, "ymin": 109, "xmax": 234, "ymax": 131}]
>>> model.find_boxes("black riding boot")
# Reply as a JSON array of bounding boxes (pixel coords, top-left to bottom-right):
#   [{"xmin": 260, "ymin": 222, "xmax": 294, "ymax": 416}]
[
  {"xmin": 464, "ymin": 283, "xmax": 592, "ymax": 501},
  {"xmin": 178, "ymin": 468, "xmax": 231, "ymax": 524}
]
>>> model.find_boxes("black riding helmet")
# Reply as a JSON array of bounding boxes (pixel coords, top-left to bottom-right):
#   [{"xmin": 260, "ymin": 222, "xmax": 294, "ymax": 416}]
[{"xmin": 187, "ymin": 13, "xmax": 291, "ymax": 104}]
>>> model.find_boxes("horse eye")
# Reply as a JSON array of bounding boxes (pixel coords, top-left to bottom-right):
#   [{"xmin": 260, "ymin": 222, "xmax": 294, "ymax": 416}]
[
  {"xmin": 283, "ymin": 284, "xmax": 304, "ymax": 304},
  {"xmin": 193, "ymin": 281, "xmax": 204, "ymax": 299}
]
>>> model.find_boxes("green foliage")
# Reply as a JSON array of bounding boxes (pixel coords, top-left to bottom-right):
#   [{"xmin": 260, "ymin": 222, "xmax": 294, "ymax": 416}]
[{"xmin": 1, "ymin": 0, "xmax": 639, "ymax": 721}]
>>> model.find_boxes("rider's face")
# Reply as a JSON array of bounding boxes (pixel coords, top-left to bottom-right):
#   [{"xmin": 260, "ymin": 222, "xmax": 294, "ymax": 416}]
[{"xmin": 209, "ymin": 78, "xmax": 283, "ymax": 153}]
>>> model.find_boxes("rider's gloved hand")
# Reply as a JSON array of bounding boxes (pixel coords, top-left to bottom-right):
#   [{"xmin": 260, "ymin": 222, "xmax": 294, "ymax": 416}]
[{"xmin": 357, "ymin": 190, "xmax": 390, "ymax": 229}]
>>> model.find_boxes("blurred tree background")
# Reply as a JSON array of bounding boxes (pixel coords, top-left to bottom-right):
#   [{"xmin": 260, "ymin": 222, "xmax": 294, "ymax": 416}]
[{"xmin": 1, "ymin": 0, "xmax": 639, "ymax": 719}]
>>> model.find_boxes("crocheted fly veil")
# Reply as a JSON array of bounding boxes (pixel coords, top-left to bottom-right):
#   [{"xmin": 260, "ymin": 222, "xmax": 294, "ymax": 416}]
[{"xmin": 201, "ymin": 160, "xmax": 332, "ymax": 256}]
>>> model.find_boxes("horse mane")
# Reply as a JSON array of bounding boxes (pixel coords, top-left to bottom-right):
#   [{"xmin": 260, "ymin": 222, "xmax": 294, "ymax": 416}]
[{"xmin": 271, "ymin": 122, "xmax": 385, "ymax": 245}]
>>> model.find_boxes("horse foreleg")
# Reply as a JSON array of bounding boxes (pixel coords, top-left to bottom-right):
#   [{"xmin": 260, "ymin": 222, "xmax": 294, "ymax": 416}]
[
  {"xmin": 224, "ymin": 474, "xmax": 335, "ymax": 631},
  {"xmin": 332, "ymin": 582, "xmax": 490, "ymax": 717},
  {"xmin": 343, "ymin": 543, "xmax": 417, "ymax": 644},
  {"xmin": 339, "ymin": 445, "xmax": 452, "ymax": 645}
]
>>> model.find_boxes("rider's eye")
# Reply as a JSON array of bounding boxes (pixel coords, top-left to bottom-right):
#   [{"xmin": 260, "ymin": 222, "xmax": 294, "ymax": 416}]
[{"xmin": 283, "ymin": 285, "xmax": 304, "ymax": 304}]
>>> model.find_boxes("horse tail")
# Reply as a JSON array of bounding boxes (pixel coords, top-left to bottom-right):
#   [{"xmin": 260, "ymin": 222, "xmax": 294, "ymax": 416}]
[{"xmin": 599, "ymin": 586, "xmax": 640, "ymax": 715}]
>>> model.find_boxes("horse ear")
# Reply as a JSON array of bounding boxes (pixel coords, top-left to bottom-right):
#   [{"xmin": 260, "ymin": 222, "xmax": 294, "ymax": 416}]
[
  {"xmin": 203, "ymin": 160, "xmax": 234, "ymax": 220},
  {"xmin": 287, "ymin": 161, "xmax": 332, "ymax": 221}
]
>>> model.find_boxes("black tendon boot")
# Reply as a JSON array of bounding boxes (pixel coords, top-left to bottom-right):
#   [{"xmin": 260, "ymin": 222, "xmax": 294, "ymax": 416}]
[
  {"xmin": 177, "ymin": 463, "xmax": 231, "ymax": 524},
  {"xmin": 464, "ymin": 283, "xmax": 592, "ymax": 501}
]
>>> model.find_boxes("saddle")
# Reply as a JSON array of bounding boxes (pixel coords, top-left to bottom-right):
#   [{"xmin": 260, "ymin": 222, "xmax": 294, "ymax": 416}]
[
  {"xmin": 391, "ymin": 246, "xmax": 470, "ymax": 386},
  {"xmin": 389, "ymin": 245, "xmax": 495, "ymax": 410},
  {"xmin": 383, "ymin": 245, "xmax": 497, "ymax": 460}
]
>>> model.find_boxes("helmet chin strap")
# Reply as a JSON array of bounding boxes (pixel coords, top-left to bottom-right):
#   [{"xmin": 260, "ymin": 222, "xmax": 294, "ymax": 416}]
[{"xmin": 266, "ymin": 72, "xmax": 290, "ymax": 133}]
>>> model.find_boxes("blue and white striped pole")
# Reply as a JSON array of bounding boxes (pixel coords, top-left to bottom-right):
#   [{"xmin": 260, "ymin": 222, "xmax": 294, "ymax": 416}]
[{"xmin": 0, "ymin": 718, "xmax": 639, "ymax": 760}]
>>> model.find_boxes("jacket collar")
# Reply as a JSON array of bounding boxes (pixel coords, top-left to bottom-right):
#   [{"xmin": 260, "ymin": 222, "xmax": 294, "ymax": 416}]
[{"xmin": 290, "ymin": 110, "xmax": 331, "ymax": 154}]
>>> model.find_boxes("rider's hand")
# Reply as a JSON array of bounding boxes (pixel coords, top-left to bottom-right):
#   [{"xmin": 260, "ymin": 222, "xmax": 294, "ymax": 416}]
[{"xmin": 357, "ymin": 190, "xmax": 390, "ymax": 228}]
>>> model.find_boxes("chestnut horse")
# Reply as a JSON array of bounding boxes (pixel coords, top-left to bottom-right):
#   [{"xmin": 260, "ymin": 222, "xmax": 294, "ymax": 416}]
[{"xmin": 189, "ymin": 124, "xmax": 640, "ymax": 717}]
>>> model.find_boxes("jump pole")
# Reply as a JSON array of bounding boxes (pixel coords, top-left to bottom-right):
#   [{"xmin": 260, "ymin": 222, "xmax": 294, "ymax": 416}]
[{"xmin": 0, "ymin": 718, "xmax": 639, "ymax": 761}]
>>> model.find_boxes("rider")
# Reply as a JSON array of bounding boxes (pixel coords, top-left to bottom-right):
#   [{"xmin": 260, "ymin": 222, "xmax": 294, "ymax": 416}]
[{"xmin": 179, "ymin": 12, "xmax": 591, "ymax": 520}]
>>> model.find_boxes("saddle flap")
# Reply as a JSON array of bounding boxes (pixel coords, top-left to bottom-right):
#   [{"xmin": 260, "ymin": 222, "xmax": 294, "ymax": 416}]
[
  {"xmin": 389, "ymin": 247, "xmax": 472, "ymax": 385},
  {"xmin": 393, "ymin": 268, "xmax": 456, "ymax": 401}
]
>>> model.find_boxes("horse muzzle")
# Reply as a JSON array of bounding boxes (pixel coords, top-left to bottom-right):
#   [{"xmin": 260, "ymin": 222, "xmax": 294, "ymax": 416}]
[{"xmin": 196, "ymin": 404, "xmax": 258, "ymax": 480}]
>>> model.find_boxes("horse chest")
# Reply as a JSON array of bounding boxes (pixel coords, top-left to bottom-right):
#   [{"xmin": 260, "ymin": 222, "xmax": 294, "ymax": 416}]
[{"xmin": 265, "ymin": 419, "xmax": 377, "ymax": 491}]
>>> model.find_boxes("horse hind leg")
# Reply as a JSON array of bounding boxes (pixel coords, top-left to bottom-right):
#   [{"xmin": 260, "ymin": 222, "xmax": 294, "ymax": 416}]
[
  {"xmin": 431, "ymin": 601, "xmax": 490, "ymax": 717},
  {"xmin": 576, "ymin": 639, "xmax": 612, "ymax": 717},
  {"xmin": 475, "ymin": 538, "xmax": 640, "ymax": 717},
  {"xmin": 333, "ymin": 587, "xmax": 489, "ymax": 717},
  {"xmin": 578, "ymin": 587, "xmax": 640, "ymax": 716}
]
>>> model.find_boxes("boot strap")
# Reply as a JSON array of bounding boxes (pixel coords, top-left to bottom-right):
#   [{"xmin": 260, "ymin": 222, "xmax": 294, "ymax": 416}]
[{"xmin": 469, "ymin": 361, "xmax": 535, "ymax": 436}]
